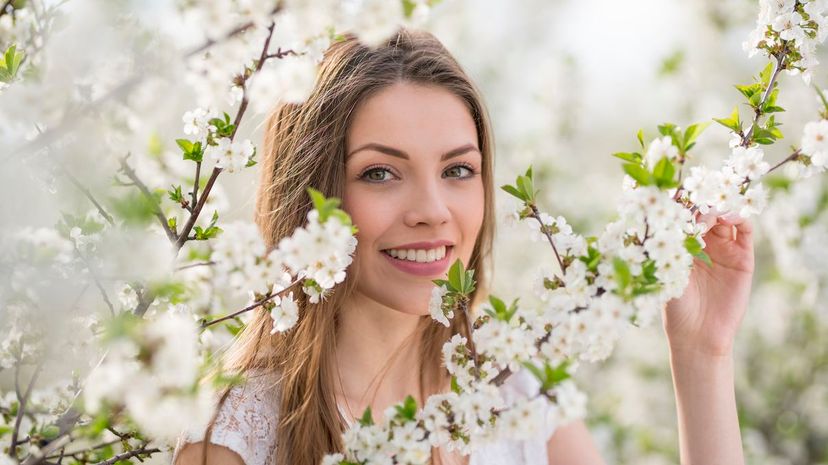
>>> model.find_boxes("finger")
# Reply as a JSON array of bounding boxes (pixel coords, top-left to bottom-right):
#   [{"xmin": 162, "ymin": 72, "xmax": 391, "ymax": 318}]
[{"xmin": 708, "ymin": 223, "xmax": 736, "ymax": 239}]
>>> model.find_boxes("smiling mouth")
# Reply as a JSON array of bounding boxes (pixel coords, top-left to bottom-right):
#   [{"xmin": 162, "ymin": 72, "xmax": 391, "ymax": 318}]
[{"xmin": 381, "ymin": 245, "xmax": 453, "ymax": 264}]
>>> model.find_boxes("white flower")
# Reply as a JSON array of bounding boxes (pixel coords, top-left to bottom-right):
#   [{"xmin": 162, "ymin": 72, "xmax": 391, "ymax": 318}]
[
  {"xmin": 182, "ymin": 107, "xmax": 213, "ymax": 138},
  {"xmin": 644, "ymin": 136, "xmax": 679, "ymax": 170},
  {"xmin": 740, "ymin": 183, "xmax": 769, "ymax": 218},
  {"xmin": 429, "ymin": 284, "xmax": 451, "ymax": 326},
  {"xmin": 270, "ymin": 292, "xmax": 299, "ymax": 333},
  {"xmin": 771, "ymin": 12, "xmax": 805, "ymax": 42},
  {"xmin": 728, "ymin": 146, "xmax": 770, "ymax": 180},
  {"xmin": 206, "ymin": 137, "xmax": 256, "ymax": 173},
  {"xmin": 802, "ymin": 120, "xmax": 828, "ymax": 160},
  {"xmin": 278, "ymin": 209, "xmax": 357, "ymax": 298}
]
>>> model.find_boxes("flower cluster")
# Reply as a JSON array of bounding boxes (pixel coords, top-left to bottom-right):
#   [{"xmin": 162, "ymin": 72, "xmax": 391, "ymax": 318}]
[
  {"xmin": 83, "ymin": 312, "xmax": 215, "ymax": 442},
  {"xmin": 744, "ymin": 0, "xmax": 828, "ymax": 83},
  {"xmin": 210, "ymin": 189, "xmax": 357, "ymax": 333}
]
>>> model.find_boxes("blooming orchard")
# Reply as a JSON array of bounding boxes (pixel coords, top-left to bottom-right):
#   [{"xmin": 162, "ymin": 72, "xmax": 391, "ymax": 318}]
[{"xmin": 0, "ymin": 1, "xmax": 826, "ymax": 465}]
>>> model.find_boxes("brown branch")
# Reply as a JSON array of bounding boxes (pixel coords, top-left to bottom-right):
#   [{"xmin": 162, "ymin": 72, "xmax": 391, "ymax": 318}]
[
  {"xmin": 89, "ymin": 445, "xmax": 161, "ymax": 465},
  {"xmin": 10, "ymin": 360, "xmax": 44, "ymax": 458},
  {"xmin": 60, "ymin": 166, "xmax": 115, "ymax": 226},
  {"xmin": 172, "ymin": 21, "xmax": 277, "ymax": 255},
  {"xmin": 201, "ymin": 277, "xmax": 302, "ymax": 329},
  {"xmin": 175, "ymin": 260, "xmax": 216, "ymax": 271},
  {"xmin": 73, "ymin": 244, "xmax": 115, "ymax": 316},
  {"xmin": 117, "ymin": 155, "xmax": 177, "ymax": 243},
  {"xmin": 529, "ymin": 204, "xmax": 567, "ymax": 275},
  {"xmin": 191, "ymin": 161, "xmax": 201, "ymax": 213},
  {"xmin": 766, "ymin": 148, "xmax": 802, "ymax": 174},
  {"xmin": 742, "ymin": 52, "xmax": 785, "ymax": 147}
]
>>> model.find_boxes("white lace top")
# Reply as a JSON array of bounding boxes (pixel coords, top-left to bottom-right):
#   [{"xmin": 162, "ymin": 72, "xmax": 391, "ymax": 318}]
[{"xmin": 173, "ymin": 369, "xmax": 553, "ymax": 465}]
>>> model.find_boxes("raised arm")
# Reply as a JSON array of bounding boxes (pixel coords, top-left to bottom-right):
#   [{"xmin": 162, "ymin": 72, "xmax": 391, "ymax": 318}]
[
  {"xmin": 662, "ymin": 212, "xmax": 754, "ymax": 464},
  {"xmin": 547, "ymin": 212, "xmax": 752, "ymax": 464}
]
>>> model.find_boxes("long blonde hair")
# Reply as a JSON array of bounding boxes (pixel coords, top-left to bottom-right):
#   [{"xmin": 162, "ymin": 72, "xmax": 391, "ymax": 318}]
[{"xmin": 210, "ymin": 28, "xmax": 496, "ymax": 465}]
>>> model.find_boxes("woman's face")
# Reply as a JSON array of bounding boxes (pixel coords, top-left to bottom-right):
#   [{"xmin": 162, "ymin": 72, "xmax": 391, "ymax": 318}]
[{"xmin": 342, "ymin": 81, "xmax": 485, "ymax": 316}]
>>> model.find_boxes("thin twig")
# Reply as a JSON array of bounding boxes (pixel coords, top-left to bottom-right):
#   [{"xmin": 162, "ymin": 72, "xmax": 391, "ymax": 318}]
[
  {"xmin": 742, "ymin": 53, "xmax": 785, "ymax": 147},
  {"xmin": 173, "ymin": 21, "xmax": 277, "ymax": 254},
  {"xmin": 767, "ymin": 149, "xmax": 802, "ymax": 174},
  {"xmin": 176, "ymin": 260, "xmax": 216, "ymax": 271},
  {"xmin": 201, "ymin": 277, "xmax": 302, "ymax": 329},
  {"xmin": 191, "ymin": 161, "xmax": 201, "ymax": 213},
  {"xmin": 10, "ymin": 360, "xmax": 44, "ymax": 458},
  {"xmin": 73, "ymin": 244, "xmax": 116, "ymax": 316},
  {"xmin": 89, "ymin": 445, "xmax": 161, "ymax": 465},
  {"xmin": 117, "ymin": 155, "xmax": 177, "ymax": 243},
  {"xmin": 60, "ymin": 165, "xmax": 115, "ymax": 225},
  {"xmin": 529, "ymin": 205, "xmax": 567, "ymax": 275}
]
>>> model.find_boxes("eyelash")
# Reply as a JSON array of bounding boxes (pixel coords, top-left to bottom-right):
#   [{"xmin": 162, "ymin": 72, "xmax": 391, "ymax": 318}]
[{"xmin": 358, "ymin": 162, "xmax": 478, "ymax": 183}]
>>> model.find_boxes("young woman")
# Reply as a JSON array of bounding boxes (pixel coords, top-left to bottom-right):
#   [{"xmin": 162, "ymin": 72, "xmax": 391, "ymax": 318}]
[{"xmin": 174, "ymin": 28, "xmax": 752, "ymax": 465}]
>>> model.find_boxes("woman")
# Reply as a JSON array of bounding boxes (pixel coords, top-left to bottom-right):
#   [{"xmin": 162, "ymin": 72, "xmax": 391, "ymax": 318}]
[{"xmin": 174, "ymin": 28, "xmax": 752, "ymax": 465}]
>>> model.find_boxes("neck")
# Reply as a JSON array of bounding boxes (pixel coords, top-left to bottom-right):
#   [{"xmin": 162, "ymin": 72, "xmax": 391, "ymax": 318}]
[{"xmin": 334, "ymin": 291, "xmax": 425, "ymax": 423}]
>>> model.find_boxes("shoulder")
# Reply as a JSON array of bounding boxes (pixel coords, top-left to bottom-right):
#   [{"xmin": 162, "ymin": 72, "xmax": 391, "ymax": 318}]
[{"xmin": 173, "ymin": 372, "xmax": 280, "ymax": 465}]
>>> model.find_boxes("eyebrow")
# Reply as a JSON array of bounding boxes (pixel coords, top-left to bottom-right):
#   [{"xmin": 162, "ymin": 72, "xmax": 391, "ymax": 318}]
[{"xmin": 346, "ymin": 142, "xmax": 480, "ymax": 161}]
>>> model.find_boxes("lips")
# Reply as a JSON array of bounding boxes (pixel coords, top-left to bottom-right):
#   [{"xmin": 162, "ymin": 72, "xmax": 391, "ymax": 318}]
[{"xmin": 381, "ymin": 245, "xmax": 454, "ymax": 277}]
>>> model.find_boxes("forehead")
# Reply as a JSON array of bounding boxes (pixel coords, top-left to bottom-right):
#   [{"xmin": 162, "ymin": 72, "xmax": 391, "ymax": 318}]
[{"xmin": 346, "ymin": 82, "xmax": 478, "ymax": 154}]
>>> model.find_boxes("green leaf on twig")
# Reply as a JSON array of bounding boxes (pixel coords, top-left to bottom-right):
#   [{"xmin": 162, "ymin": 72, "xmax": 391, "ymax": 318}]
[
  {"xmin": 483, "ymin": 295, "xmax": 519, "ymax": 322},
  {"xmin": 193, "ymin": 210, "xmax": 222, "ymax": 240},
  {"xmin": 500, "ymin": 166, "xmax": 537, "ymax": 204},
  {"xmin": 684, "ymin": 235, "xmax": 712, "ymax": 267},
  {"xmin": 522, "ymin": 360, "xmax": 571, "ymax": 392},
  {"xmin": 713, "ymin": 106, "xmax": 742, "ymax": 133}
]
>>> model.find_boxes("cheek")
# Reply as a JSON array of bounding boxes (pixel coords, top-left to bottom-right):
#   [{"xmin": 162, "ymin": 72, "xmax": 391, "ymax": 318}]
[{"xmin": 342, "ymin": 187, "xmax": 395, "ymax": 253}]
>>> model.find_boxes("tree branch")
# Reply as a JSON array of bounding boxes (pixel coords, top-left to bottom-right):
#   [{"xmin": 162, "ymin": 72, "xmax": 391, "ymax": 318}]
[
  {"xmin": 10, "ymin": 360, "xmax": 44, "ymax": 458},
  {"xmin": 201, "ymin": 277, "xmax": 302, "ymax": 329},
  {"xmin": 529, "ymin": 204, "xmax": 567, "ymax": 275},
  {"xmin": 90, "ymin": 445, "xmax": 160, "ymax": 465},
  {"xmin": 117, "ymin": 155, "xmax": 177, "ymax": 243}
]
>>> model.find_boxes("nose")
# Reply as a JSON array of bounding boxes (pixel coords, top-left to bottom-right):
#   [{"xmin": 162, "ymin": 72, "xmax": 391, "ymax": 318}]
[{"xmin": 402, "ymin": 176, "xmax": 451, "ymax": 227}]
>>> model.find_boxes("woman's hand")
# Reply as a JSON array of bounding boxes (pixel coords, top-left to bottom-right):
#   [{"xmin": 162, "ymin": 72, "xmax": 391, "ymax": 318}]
[{"xmin": 663, "ymin": 211, "xmax": 755, "ymax": 357}]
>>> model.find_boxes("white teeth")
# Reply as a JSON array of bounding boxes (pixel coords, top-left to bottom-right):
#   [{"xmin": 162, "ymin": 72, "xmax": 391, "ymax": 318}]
[{"xmin": 384, "ymin": 245, "xmax": 448, "ymax": 263}]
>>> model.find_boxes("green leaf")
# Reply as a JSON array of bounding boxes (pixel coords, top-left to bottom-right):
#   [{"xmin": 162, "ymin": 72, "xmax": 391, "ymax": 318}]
[
  {"xmin": 759, "ymin": 61, "xmax": 774, "ymax": 88},
  {"xmin": 451, "ymin": 376, "xmax": 462, "ymax": 394},
  {"xmin": 394, "ymin": 395, "xmax": 418, "ymax": 421},
  {"xmin": 636, "ymin": 129, "xmax": 645, "ymax": 149},
  {"xmin": 713, "ymin": 106, "xmax": 741, "ymax": 132},
  {"xmin": 652, "ymin": 156, "xmax": 675, "ymax": 188},
  {"xmin": 684, "ymin": 235, "xmax": 712, "ymax": 267},
  {"xmin": 176, "ymin": 139, "xmax": 193, "ymax": 152},
  {"xmin": 683, "ymin": 122, "xmax": 710, "ymax": 149},
  {"xmin": 657, "ymin": 123, "xmax": 677, "ymax": 137},
  {"xmin": 359, "ymin": 407, "xmax": 374, "ymax": 426},
  {"xmin": 500, "ymin": 184, "xmax": 524, "ymax": 201},
  {"xmin": 735, "ymin": 83, "xmax": 761, "ymax": 101},
  {"xmin": 0, "ymin": 44, "xmax": 24, "ymax": 82},
  {"xmin": 612, "ymin": 152, "xmax": 642, "ymax": 163},
  {"xmin": 622, "ymin": 163, "xmax": 652, "ymax": 186},
  {"xmin": 447, "ymin": 259, "xmax": 464, "ymax": 292},
  {"xmin": 613, "ymin": 257, "xmax": 632, "ymax": 290}
]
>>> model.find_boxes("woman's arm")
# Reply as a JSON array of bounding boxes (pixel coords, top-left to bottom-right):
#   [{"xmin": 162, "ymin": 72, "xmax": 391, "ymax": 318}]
[
  {"xmin": 548, "ymin": 214, "xmax": 752, "ymax": 464},
  {"xmin": 174, "ymin": 441, "xmax": 247, "ymax": 465},
  {"xmin": 669, "ymin": 348, "xmax": 743, "ymax": 465},
  {"xmin": 546, "ymin": 419, "xmax": 607, "ymax": 465}
]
